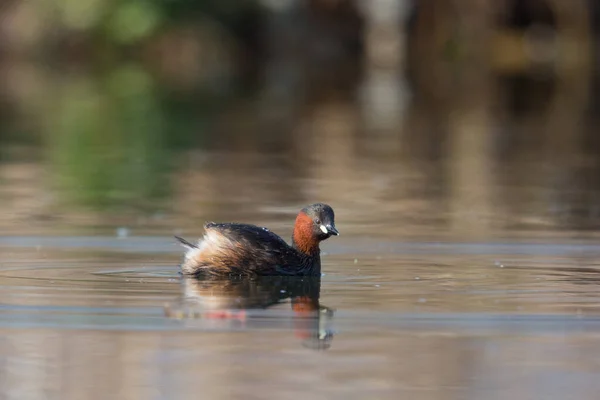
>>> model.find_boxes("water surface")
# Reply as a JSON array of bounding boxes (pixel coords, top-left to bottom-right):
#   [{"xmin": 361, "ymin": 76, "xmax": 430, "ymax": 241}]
[{"xmin": 2, "ymin": 235, "xmax": 600, "ymax": 399}]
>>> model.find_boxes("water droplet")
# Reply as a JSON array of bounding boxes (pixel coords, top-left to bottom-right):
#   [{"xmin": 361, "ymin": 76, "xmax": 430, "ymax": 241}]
[
  {"xmin": 354, "ymin": 259, "xmax": 358, "ymax": 264},
  {"xmin": 415, "ymin": 277, "xmax": 420, "ymax": 280},
  {"xmin": 375, "ymin": 284, "xmax": 380, "ymax": 288},
  {"xmin": 117, "ymin": 227, "xmax": 129, "ymax": 238}
]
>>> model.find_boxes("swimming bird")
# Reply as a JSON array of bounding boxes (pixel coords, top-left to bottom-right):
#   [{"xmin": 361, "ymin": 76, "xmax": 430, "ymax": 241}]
[{"xmin": 175, "ymin": 203, "xmax": 338, "ymax": 277}]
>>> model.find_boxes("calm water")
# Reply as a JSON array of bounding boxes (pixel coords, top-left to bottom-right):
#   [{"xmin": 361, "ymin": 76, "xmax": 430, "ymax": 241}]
[
  {"xmin": 2, "ymin": 235, "xmax": 600, "ymax": 399},
  {"xmin": 3, "ymin": 47, "xmax": 600, "ymax": 398}
]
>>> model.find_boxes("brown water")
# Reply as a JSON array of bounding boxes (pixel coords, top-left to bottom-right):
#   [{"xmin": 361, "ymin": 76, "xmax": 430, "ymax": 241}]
[
  {"xmin": 2, "ymin": 235, "xmax": 600, "ymax": 399},
  {"xmin": 3, "ymin": 51, "xmax": 600, "ymax": 399}
]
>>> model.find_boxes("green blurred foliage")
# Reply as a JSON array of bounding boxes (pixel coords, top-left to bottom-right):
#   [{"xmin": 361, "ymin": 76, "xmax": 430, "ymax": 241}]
[
  {"xmin": 53, "ymin": 0, "xmax": 262, "ymax": 45},
  {"xmin": 44, "ymin": 62, "xmax": 240, "ymax": 211},
  {"xmin": 48, "ymin": 66, "xmax": 171, "ymax": 211},
  {"xmin": 57, "ymin": 0, "xmax": 104, "ymax": 31},
  {"xmin": 107, "ymin": 1, "xmax": 162, "ymax": 44},
  {"xmin": 6, "ymin": 0, "xmax": 263, "ymax": 211}
]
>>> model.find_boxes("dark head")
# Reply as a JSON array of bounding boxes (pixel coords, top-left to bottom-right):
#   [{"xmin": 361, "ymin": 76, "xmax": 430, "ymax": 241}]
[{"xmin": 292, "ymin": 203, "xmax": 339, "ymax": 255}]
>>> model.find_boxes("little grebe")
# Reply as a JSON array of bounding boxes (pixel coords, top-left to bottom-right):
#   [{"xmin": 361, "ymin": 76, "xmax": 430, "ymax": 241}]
[{"xmin": 176, "ymin": 203, "xmax": 339, "ymax": 277}]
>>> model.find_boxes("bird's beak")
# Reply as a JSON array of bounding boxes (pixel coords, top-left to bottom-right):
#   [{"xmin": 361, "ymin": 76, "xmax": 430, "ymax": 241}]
[{"xmin": 326, "ymin": 224, "xmax": 339, "ymax": 236}]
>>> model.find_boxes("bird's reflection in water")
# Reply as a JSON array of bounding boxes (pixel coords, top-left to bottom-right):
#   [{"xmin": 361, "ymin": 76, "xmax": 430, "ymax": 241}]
[{"xmin": 165, "ymin": 276, "xmax": 334, "ymax": 350}]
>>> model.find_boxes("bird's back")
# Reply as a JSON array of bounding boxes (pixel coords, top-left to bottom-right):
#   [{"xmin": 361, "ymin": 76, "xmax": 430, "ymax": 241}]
[{"xmin": 180, "ymin": 223, "xmax": 314, "ymax": 277}]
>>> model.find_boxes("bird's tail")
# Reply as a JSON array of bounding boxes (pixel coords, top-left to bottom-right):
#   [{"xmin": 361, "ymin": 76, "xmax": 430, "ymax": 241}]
[{"xmin": 174, "ymin": 236, "xmax": 197, "ymax": 250}]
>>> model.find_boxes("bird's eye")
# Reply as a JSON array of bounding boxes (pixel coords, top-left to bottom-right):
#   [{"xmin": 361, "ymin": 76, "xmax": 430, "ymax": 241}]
[{"xmin": 314, "ymin": 218, "xmax": 321, "ymax": 225}]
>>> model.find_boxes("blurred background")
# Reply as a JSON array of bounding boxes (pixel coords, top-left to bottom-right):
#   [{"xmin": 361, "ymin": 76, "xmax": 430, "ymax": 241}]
[
  {"xmin": 1, "ymin": 0, "xmax": 600, "ymax": 240},
  {"xmin": 5, "ymin": 2, "xmax": 600, "ymax": 399}
]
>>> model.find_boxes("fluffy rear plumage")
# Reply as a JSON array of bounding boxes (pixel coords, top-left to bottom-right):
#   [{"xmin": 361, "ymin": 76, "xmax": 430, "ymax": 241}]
[{"xmin": 177, "ymin": 223, "xmax": 314, "ymax": 277}]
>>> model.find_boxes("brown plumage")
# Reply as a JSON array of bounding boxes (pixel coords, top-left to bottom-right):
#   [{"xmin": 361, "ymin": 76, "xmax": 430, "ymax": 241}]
[{"xmin": 176, "ymin": 203, "xmax": 339, "ymax": 277}]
